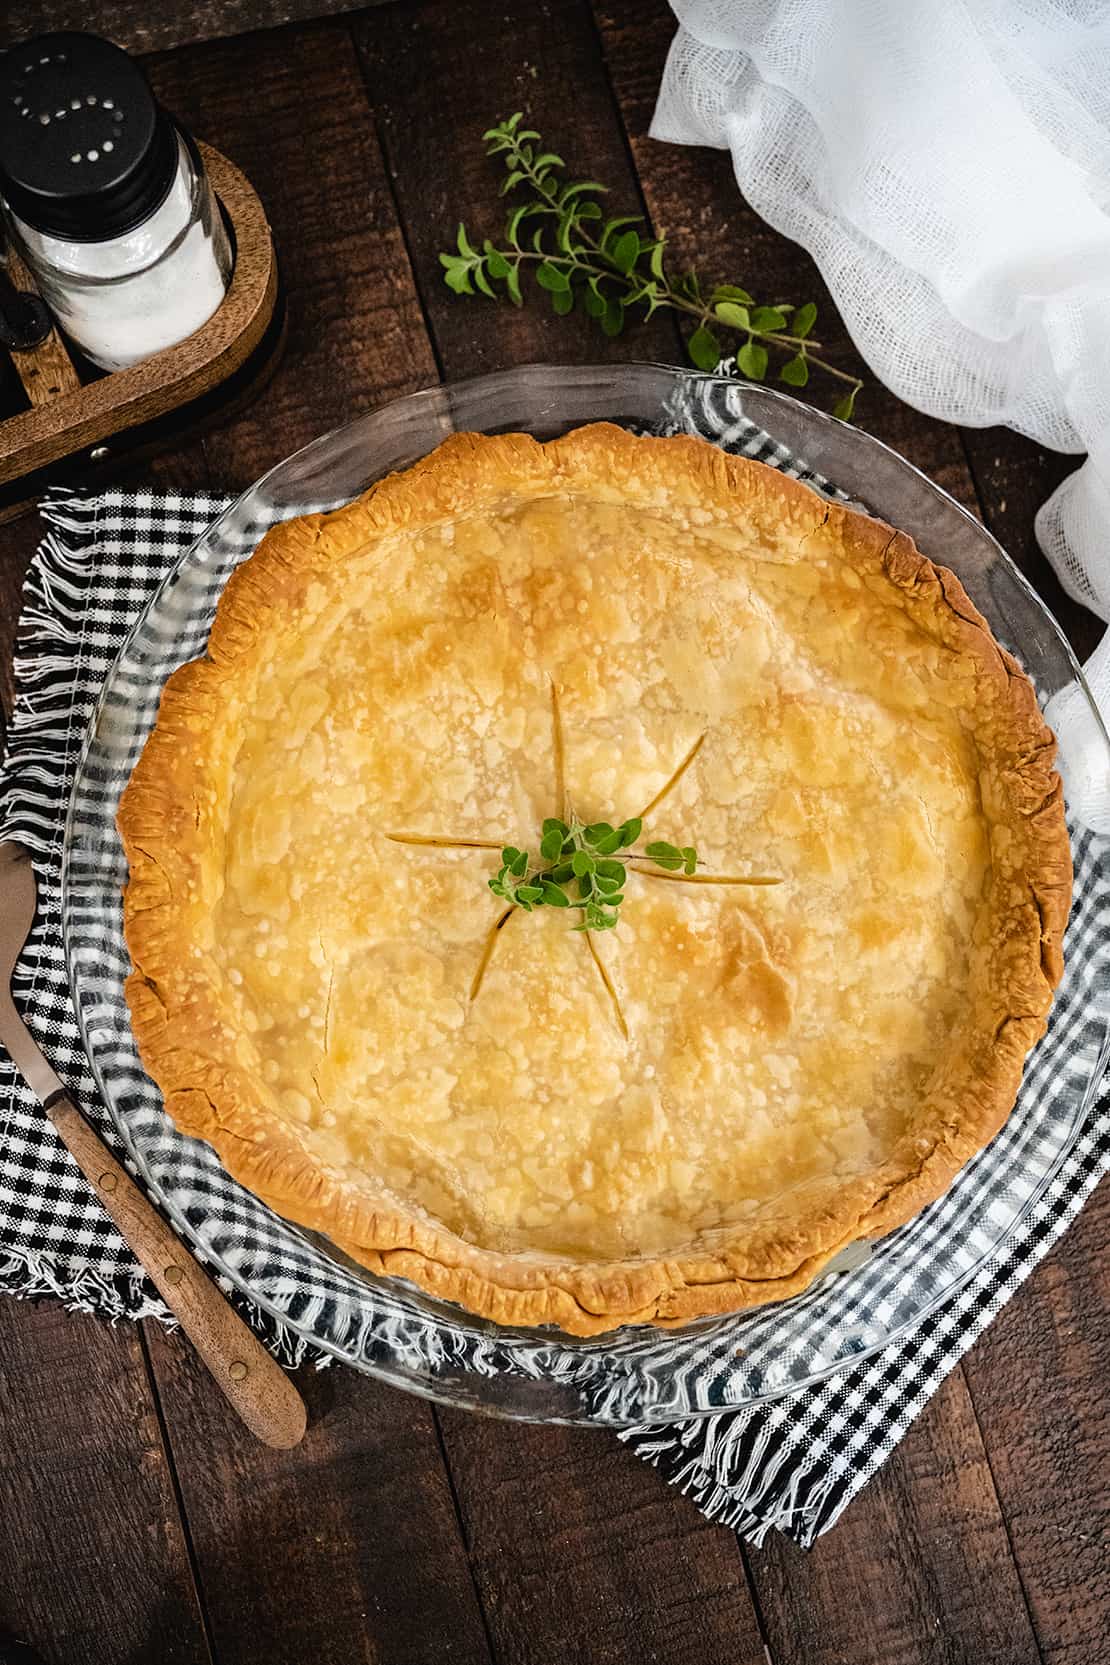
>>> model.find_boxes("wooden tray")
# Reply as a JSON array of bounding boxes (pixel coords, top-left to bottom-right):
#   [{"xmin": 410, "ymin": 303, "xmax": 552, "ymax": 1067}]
[{"xmin": 0, "ymin": 142, "xmax": 281, "ymax": 515}]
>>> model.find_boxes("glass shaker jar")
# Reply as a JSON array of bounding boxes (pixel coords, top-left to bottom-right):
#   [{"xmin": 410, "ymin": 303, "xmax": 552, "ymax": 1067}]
[{"xmin": 0, "ymin": 32, "xmax": 232, "ymax": 372}]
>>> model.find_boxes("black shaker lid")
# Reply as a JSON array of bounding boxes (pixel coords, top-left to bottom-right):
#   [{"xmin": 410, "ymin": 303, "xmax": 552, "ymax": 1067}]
[{"xmin": 0, "ymin": 33, "xmax": 177, "ymax": 240}]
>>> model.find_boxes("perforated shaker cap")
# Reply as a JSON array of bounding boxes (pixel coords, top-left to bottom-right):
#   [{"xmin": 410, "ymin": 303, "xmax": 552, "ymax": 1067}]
[{"xmin": 0, "ymin": 32, "xmax": 177, "ymax": 241}]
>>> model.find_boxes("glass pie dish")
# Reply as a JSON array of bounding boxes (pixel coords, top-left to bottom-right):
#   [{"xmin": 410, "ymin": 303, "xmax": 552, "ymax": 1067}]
[{"xmin": 61, "ymin": 364, "xmax": 1110, "ymax": 1425}]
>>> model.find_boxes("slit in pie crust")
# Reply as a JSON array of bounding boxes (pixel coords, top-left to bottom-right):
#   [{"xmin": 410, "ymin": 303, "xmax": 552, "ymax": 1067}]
[{"xmin": 118, "ymin": 424, "xmax": 1072, "ymax": 1335}]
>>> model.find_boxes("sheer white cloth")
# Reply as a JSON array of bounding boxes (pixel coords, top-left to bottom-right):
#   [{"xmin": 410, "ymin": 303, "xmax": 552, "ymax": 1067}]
[{"xmin": 652, "ymin": 0, "xmax": 1110, "ymax": 827}]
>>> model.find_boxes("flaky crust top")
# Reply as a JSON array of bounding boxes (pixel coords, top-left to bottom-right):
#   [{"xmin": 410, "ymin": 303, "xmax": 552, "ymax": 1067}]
[{"xmin": 118, "ymin": 424, "xmax": 1072, "ymax": 1335}]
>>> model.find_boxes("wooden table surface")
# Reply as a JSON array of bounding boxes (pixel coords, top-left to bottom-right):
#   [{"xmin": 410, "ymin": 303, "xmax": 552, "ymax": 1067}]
[{"xmin": 0, "ymin": 4, "xmax": 1107, "ymax": 1662}]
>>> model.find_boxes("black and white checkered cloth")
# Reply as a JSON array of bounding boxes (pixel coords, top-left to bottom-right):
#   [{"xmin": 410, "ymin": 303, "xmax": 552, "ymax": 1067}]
[{"xmin": 2, "ymin": 402, "xmax": 1108, "ymax": 1547}]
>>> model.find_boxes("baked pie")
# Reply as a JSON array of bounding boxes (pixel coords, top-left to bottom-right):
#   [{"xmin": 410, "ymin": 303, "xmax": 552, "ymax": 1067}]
[{"xmin": 118, "ymin": 424, "xmax": 1072, "ymax": 1335}]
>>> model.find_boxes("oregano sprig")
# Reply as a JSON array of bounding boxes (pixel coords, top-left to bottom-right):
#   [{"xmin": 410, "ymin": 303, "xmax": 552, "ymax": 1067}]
[
  {"xmin": 489, "ymin": 815, "xmax": 672, "ymax": 932},
  {"xmin": 440, "ymin": 113, "xmax": 863, "ymax": 420}
]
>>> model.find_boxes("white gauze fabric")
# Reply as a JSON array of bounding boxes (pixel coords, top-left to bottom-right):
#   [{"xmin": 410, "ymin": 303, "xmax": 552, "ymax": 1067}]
[{"xmin": 652, "ymin": 0, "xmax": 1110, "ymax": 828}]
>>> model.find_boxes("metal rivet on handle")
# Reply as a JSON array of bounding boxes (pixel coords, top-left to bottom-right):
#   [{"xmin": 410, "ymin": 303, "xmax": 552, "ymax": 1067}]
[
  {"xmin": 163, "ymin": 1264, "xmax": 184, "ymax": 1285},
  {"xmin": 99, "ymin": 1172, "xmax": 117, "ymax": 1193},
  {"xmin": 228, "ymin": 1361, "xmax": 248, "ymax": 1381}
]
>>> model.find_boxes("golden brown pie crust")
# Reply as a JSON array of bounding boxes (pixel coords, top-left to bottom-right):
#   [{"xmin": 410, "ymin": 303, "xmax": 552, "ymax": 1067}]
[{"xmin": 118, "ymin": 424, "xmax": 1072, "ymax": 1335}]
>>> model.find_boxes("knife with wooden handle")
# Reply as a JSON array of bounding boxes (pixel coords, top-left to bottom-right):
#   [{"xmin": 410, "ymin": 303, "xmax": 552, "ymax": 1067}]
[{"xmin": 0, "ymin": 840, "xmax": 307, "ymax": 1449}]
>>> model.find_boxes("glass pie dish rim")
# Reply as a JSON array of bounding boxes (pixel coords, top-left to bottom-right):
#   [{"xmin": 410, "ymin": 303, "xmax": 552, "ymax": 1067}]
[{"xmin": 59, "ymin": 361, "xmax": 1110, "ymax": 1424}]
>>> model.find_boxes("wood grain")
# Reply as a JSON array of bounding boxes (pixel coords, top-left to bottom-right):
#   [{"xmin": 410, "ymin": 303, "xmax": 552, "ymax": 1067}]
[
  {"xmin": 143, "ymin": 1323, "xmax": 494, "ymax": 1665},
  {"xmin": 751, "ymin": 1374, "xmax": 1044, "ymax": 1665},
  {"xmin": 960, "ymin": 1181, "xmax": 1110, "ymax": 1665},
  {"xmin": 0, "ymin": 0, "xmax": 381, "ymax": 55},
  {"xmin": 0, "ymin": 1299, "xmax": 210, "ymax": 1665},
  {"xmin": 356, "ymin": 0, "xmax": 683, "ymax": 377},
  {"xmin": 437, "ymin": 1412, "xmax": 768, "ymax": 1665},
  {"xmin": 144, "ymin": 24, "xmax": 437, "ymax": 487},
  {"xmin": 3, "ymin": 246, "xmax": 82, "ymax": 408}
]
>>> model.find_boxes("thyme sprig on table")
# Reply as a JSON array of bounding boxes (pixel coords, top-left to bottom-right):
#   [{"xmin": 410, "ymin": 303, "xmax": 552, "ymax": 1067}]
[
  {"xmin": 490, "ymin": 815, "xmax": 698, "ymax": 933},
  {"xmin": 439, "ymin": 113, "xmax": 864, "ymax": 420}
]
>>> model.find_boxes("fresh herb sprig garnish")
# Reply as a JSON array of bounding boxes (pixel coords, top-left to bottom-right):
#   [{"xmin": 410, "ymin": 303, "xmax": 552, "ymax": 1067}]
[
  {"xmin": 439, "ymin": 113, "xmax": 864, "ymax": 421},
  {"xmin": 489, "ymin": 815, "xmax": 693, "ymax": 932}
]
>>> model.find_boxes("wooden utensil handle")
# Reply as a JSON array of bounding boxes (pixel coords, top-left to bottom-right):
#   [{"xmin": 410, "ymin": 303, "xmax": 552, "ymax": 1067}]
[{"xmin": 46, "ymin": 1090, "xmax": 307, "ymax": 1450}]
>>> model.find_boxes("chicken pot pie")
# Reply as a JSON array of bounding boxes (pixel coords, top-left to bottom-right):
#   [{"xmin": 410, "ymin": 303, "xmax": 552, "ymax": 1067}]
[{"xmin": 118, "ymin": 424, "xmax": 1072, "ymax": 1335}]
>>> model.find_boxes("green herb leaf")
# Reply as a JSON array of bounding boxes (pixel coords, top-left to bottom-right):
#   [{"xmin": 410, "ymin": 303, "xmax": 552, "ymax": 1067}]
[
  {"xmin": 618, "ymin": 818, "xmax": 642, "ymax": 846},
  {"xmin": 484, "ymin": 243, "xmax": 511, "ymax": 279},
  {"xmin": 681, "ymin": 845, "xmax": 698, "ymax": 874},
  {"xmin": 571, "ymin": 850, "xmax": 596, "ymax": 877},
  {"xmin": 711, "ymin": 283, "xmax": 755, "ymax": 306},
  {"xmin": 442, "ymin": 262, "xmax": 474, "ymax": 296},
  {"xmin": 645, "ymin": 840, "xmax": 684, "ymax": 872},
  {"xmin": 540, "ymin": 828, "xmax": 565, "ymax": 861},
  {"xmin": 596, "ymin": 859, "xmax": 626, "ymax": 881},
  {"xmin": 780, "ymin": 353, "xmax": 809, "ymax": 387},
  {"xmin": 601, "ymin": 299, "xmax": 624, "ymax": 338},
  {"xmin": 749, "ymin": 305, "xmax": 788, "ymax": 332},
  {"xmin": 540, "ymin": 879, "xmax": 571, "ymax": 906},
  {"xmin": 793, "ymin": 301, "xmax": 817, "ymax": 339},
  {"xmin": 714, "ymin": 301, "xmax": 750, "ymax": 331},
  {"xmin": 593, "ymin": 830, "xmax": 623, "ymax": 855},
  {"xmin": 613, "ymin": 229, "xmax": 640, "ymax": 274},
  {"xmin": 584, "ymin": 822, "xmax": 614, "ymax": 845},
  {"xmin": 551, "ymin": 287, "xmax": 574, "ymax": 315},
  {"xmin": 833, "ymin": 385, "xmax": 861, "ymax": 422},
  {"xmin": 536, "ymin": 261, "xmax": 570, "ymax": 293},
  {"xmin": 737, "ymin": 340, "xmax": 769, "ymax": 381},
  {"xmin": 517, "ymin": 884, "xmax": 543, "ymax": 902},
  {"xmin": 688, "ymin": 324, "xmax": 722, "ymax": 372}
]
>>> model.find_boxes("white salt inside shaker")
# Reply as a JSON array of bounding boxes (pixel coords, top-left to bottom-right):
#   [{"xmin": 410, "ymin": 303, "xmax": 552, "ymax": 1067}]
[{"xmin": 0, "ymin": 32, "xmax": 231, "ymax": 372}]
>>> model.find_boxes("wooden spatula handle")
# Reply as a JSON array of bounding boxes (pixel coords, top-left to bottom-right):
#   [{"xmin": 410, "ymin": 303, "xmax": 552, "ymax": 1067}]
[{"xmin": 46, "ymin": 1090, "xmax": 307, "ymax": 1449}]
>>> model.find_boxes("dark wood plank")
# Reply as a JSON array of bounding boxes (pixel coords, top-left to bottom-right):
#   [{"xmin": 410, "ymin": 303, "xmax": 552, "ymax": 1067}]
[
  {"xmin": 751, "ymin": 1374, "xmax": 1044, "ymax": 1665},
  {"xmin": 144, "ymin": 1323, "xmax": 493, "ymax": 1665},
  {"xmin": 959, "ymin": 1180, "xmax": 1110, "ymax": 1665},
  {"xmin": 0, "ymin": 1300, "xmax": 210, "ymax": 1665},
  {"xmin": 356, "ymin": 0, "xmax": 682, "ymax": 378},
  {"xmin": 144, "ymin": 20, "xmax": 438, "ymax": 486},
  {"xmin": 436, "ymin": 1412, "xmax": 767, "ymax": 1665},
  {"xmin": 0, "ymin": 2, "xmax": 382, "ymax": 55}
]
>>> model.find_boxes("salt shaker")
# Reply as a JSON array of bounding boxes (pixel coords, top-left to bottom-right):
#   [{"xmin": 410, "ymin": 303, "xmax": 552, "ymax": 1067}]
[{"xmin": 0, "ymin": 33, "xmax": 232, "ymax": 372}]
